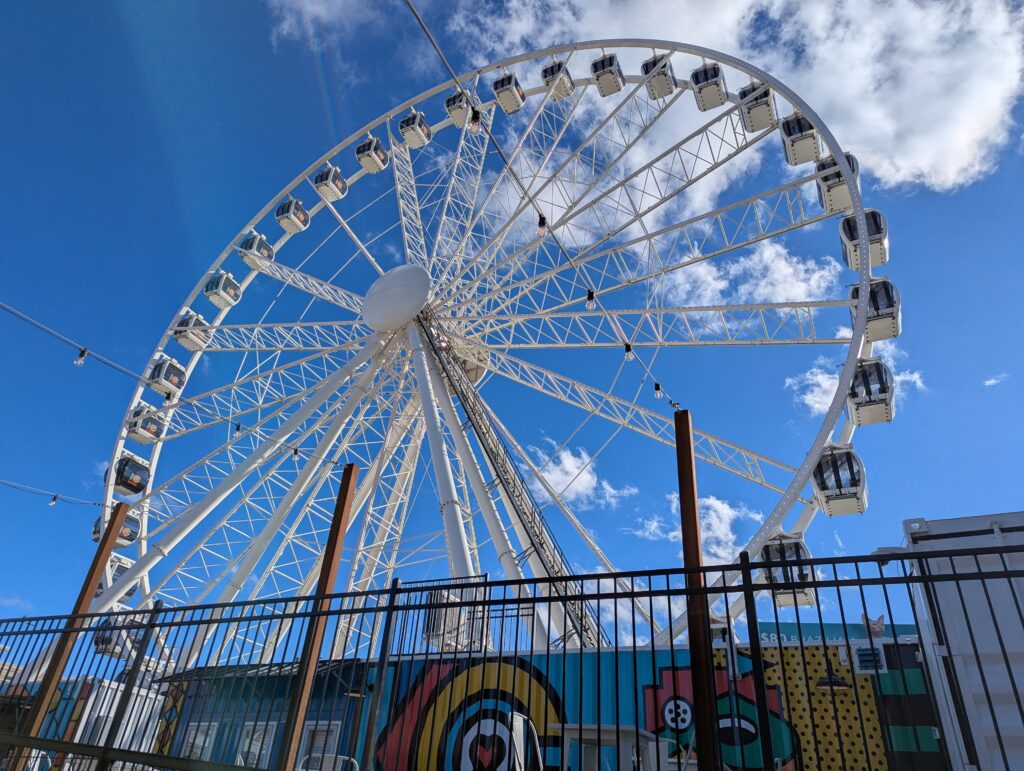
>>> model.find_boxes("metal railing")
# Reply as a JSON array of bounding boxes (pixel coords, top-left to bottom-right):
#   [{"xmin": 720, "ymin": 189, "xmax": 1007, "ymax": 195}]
[{"xmin": 1, "ymin": 543, "xmax": 1022, "ymax": 770}]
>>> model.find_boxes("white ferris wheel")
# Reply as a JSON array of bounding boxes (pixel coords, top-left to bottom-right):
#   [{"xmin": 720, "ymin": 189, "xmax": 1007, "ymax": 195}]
[{"xmin": 90, "ymin": 39, "xmax": 899, "ymax": 648}]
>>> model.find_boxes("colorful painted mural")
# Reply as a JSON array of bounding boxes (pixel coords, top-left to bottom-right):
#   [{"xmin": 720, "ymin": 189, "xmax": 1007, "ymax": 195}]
[{"xmin": 117, "ymin": 630, "xmax": 950, "ymax": 769}]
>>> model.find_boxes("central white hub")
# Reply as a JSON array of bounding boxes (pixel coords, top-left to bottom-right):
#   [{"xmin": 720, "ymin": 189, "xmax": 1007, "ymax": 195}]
[{"xmin": 361, "ymin": 264, "xmax": 430, "ymax": 332}]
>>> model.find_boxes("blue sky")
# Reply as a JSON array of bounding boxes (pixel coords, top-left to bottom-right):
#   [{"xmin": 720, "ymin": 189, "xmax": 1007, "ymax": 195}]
[{"xmin": 1, "ymin": 0, "xmax": 1023, "ymax": 617}]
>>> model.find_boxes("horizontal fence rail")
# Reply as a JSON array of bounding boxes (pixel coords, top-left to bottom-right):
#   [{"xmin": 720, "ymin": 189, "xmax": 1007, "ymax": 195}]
[{"xmin": 0, "ymin": 543, "xmax": 1022, "ymax": 770}]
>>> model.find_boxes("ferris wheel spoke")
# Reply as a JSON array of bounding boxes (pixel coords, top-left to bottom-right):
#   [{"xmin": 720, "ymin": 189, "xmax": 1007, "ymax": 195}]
[
  {"xmin": 455, "ymin": 169, "xmax": 834, "ymax": 322},
  {"xmin": 482, "ymin": 400, "xmax": 659, "ymax": 631},
  {"xmin": 471, "ymin": 301, "xmax": 853, "ymax": 348},
  {"xmin": 202, "ymin": 321, "xmax": 372, "ymax": 352},
  {"xmin": 245, "ymin": 254, "xmax": 364, "ymax": 315},
  {"xmin": 200, "ymin": 363, "xmax": 399, "ymax": 608},
  {"xmin": 440, "ymin": 73, "xmax": 588, "ymax": 297},
  {"xmin": 430, "ymin": 109, "xmax": 494, "ymax": 289},
  {"xmin": 305, "ymin": 178, "xmax": 386, "ymax": 276},
  {"xmin": 458, "ymin": 94, "xmax": 775, "ymax": 318},
  {"xmin": 92, "ymin": 336, "xmax": 396, "ymax": 613},
  {"xmin": 148, "ymin": 357, "xmax": 409, "ymax": 615},
  {"xmin": 483, "ymin": 347, "xmax": 810, "ymax": 500},
  {"xmin": 390, "ymin": 133, "xmax": 431, "ymax": 269},
  {"xmin": 160, "ymin": 347, "xmax": 357, "ymax": 438},
  {"xmin": 440, "ymin": 53, "xmax": 682, "ymax": 301}
]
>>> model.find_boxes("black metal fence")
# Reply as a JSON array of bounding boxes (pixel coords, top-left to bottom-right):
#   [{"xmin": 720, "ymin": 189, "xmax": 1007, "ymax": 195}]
[{"xmin": 1, "ymin": 543, "xmax": 1022, "ymax": 770}]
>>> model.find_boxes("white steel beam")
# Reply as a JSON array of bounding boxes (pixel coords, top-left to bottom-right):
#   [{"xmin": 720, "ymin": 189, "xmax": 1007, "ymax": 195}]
[
  {"xmin": 91, "ymin": 335, "xmax": 391, "ymax": 614},
  {"xmin": 407, "ymin": 325, "xmax": 474, "ymax": 577}
]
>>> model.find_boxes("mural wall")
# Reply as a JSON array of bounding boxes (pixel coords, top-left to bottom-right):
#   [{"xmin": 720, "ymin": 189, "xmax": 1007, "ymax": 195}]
[{"xmin": 27, "ymin": 626, "xmax": 947, "ymax": 769}]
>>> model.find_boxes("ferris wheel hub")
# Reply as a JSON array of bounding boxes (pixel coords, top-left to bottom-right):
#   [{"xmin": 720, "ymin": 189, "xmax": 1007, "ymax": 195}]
[{"xmin": 362, "ymin": 263, "xmax": 431, "ymax": 332}]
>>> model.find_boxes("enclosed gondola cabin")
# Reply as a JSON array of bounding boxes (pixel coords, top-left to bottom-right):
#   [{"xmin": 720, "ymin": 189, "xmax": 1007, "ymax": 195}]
[
  {"xmin": 761, "ymin": 533, "xmax": 816, "ymax": 607},
  {"xmin": 492, "ymin": 73, "xmax": 526, "ymax": 115},
  {"xmin": 275, "ymin": 198, "xmax": 310, "ymax": 235},
  {"xmin": 542, "ymin": 60, "xmax": 575, "ymax": 101},
  {"xmin": 847, "ymin": 357, "xmax": 895, "ymax": 426},
  {"xmin": 95, "ymin": 553, "xmax": 139, "ymax": 601},
  {"xmin": 148, "ymin": 356, "xmax": 186, "ymax": 398},
  {"xmin": 93, "ymin": 616, "xmax": 135, "ymax": 659},
  {"xmin": 356, "ymin": 136, "xmax": 389, "ymax": 174},
  {"xmin": 204, "ymin": 271, "xmax": 241, "ymax": 309},
  {"xmin": 691, "ymin": 62, "xmax": 727, "ymax": 111},
  {"xmin": 92, "ymin": 511, "xmax": 142, "ymax": 548},
  {"xmin": 237, "ymin": 232, "xmax": 274, "ymax": 269},
  {"xmin": 111, "ymin": 452, "xmax": 150, "ymax": 496},
  {"xmin": 816, "ymin": 153, "xmax": 860, "ymax": 214},
  {"xmin": 840, "ymin": 209, "xmax": 888, "ymax": 270},
  {"xmin": 591, "ymin": 53, "xmax": 625, "ymax": 97},
  {"xmin": 641, "ymin": 54, "xmax": 676, "ymax": 100},
  {"xmin": 780, "ymin": 114, "xmax": 821, "ymax": 166},
  {"xmin": 812, "ymin": 445, "xmax": 868, "ymax": 516},
  {"xmin": 444, "ymin": 90, "xmax": 472, "ymax": 127},
  {"xmin": 737, "ymin": 82, "xmax": 776, "ymax": 132},
  {"xmin": 314, "ymin": 165, "xmax": 348, "ymax": 202},
  {"xmin": 127, "ymin": 402, "xmax": 166, "ymax": 444},
  {"xmin": 173, "ymin": 310, "xmax": 210, "ymax": 352},
  {"xmin": 399, "ymin": 110, "xmax": 432, "ymax": 148},
  {"xmin": 850, "ymin": 278, "xmax": 901, "ymax": 343}
]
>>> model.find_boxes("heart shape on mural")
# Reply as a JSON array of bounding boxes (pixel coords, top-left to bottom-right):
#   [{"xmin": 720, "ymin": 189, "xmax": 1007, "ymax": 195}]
[{"xmin": 470, "ymin": 733, "xmax": 506, "ymax": 770}]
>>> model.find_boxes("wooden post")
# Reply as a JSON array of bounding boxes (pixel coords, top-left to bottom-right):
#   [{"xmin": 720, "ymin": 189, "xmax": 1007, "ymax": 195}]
[
  {"xmin": 9, "ymin": 502, "xmax": 130, "ymax": 771},
  {"xmin": 277, "ymin": 463, "xmax": 360, "ymax": 771},
  {"xmin": 674, "ymin": 410, "xmax": 721, "ymax": 771}
]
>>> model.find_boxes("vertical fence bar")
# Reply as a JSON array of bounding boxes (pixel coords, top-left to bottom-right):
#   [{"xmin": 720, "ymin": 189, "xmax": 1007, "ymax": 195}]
[
  {"xmin": 277, "ymin": 463, "xmax": 360, "ymax": 771},
  {"xmin": 95, "ymin": 601, "xmax": 163, "ymax": 771},
  {"xmin": 674, "ymin": 409, "xmax": 720, "ymax": 771},
  {"xmin": 359, "ymin": 577, "xmax": 401, "ymax": 771},
  {"xmin": 740, "ymin": 551, "xmax": 776, "ymax": 771},
  {"xmin": 7, "ymin": 501, "xmax": 130, "ymax": 771}
]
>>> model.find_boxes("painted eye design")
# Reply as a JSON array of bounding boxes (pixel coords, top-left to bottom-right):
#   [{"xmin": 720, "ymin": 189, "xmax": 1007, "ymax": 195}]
[
  {"xmin": 662, "ymin": 697, "xmax": 694, "ymax": 732},
  {"xmin": 458, "ymin": 716, "xmax": 511, "ymax": 771}
]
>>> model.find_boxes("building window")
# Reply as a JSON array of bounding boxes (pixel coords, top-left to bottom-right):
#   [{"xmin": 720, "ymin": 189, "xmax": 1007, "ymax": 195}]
[
  {"xmin": 237, "ymin": 722, "xmax": 276, "ymax": 768},
  {"xmin": 297, "ymin": 721, "xmax": 342, "ymax": 770},
  {"xmin": 183, "ymin": 721, "xmax": 218, "ymax": 761}
]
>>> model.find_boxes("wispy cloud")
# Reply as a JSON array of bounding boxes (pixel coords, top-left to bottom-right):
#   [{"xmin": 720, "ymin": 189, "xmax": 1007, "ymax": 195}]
[
  {"xmin": 623, "ymin": 493, "xmax": 761, "ymax": 565},
  {"xmin": 445, "ymin": 0, "xmax": 1024, "ymax": 192},
  {"xmin": 528, "ymin": 441, "xmax": 637, "ymax": 509},
  {"xmin": 786, "ymin": 328, "xmax": 926, "ymax": 416},
  {"xmin": 0, "ymin": 595, "xmax": 33, "ymax": 612},
  {"xmin": 983, "ymin": 373, "xmax": 1009, "ymax": 387}
]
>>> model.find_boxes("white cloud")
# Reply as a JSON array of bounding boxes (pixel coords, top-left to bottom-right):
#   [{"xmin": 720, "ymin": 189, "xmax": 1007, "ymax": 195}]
[
  {"xmin": 786, "ymin": 330, "xmax": 925, "ymax": 415},
  {"xmin": 443, "ymin": 0, "xmax": 1024, "ymax": 191},
  {"xmin": 698, "ymin": 495, "xmax": 763, "ymax": 564},
  {"xmin": 983, "ymin": 373, "xmax": 1009, "ymax": 387},
  {"xmin": 832, "ymin": 529, "xmax": 846, "ymax": 557},
  {"xmin": 665, "ymin": 240, "xmax": 842, "ymax": 307},
  {"xmin": 264, "ymin": 0, "xmax": 394, "ymax": 45},
  {"xmin": 784, "ymin": 358, "xmax": 840, "ymax": 416},
  {"xmin": 528, "ymin": 442, "xmax": 637, "ymax": 509},
  {"xmin": 623, "ymin": 493, "xmax": 761, "ymax": 565}
]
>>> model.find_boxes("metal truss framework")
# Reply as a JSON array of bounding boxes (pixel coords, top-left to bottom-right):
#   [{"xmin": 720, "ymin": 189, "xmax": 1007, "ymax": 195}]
[{"xmin": 91, "ymin": 40, "xmax": 878, "ymax": 657}]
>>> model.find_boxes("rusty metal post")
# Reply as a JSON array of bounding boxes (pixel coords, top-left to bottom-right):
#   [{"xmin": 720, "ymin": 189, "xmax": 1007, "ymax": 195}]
[
  {"xmin": 277, "ymin": 463, "xmax": 360, "ymax": 771},
  {"xmin": 8, "ymin": 501, "xmax": 130, "ymax": 771},
  {"xmin": 675, "ymin": 410, "xmax": 721, "ymax": 771}
]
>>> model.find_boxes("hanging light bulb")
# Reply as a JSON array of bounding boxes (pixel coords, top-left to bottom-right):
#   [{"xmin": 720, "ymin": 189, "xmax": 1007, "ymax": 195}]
[
  {"xmin": 49, "ymin": 495, "xmax": 58, "ymax": 507},
  {"xmin": 624, "ymin": 343, "xmax": 635, "ymax": 361},
  {"xmin": 470, "ymin": 107, "xmax": 481, "ymax": 134},
  {"xmin": 537, "ymin": 214, "xmax": 547, "ymax": 239},
  {"xmin": 292, "ymin": 447, "xmax": 299, "ymax": 460},
  {"xmin": 74, "ymin": 348, "xmax": 88, "ymax": 367},
  {"xmin": 585, "ymin": 289, "xmax": 596, "ymax": 311},
  {"xmin": 234, "ymin": 423, "xmax": 241, "ymax": 436},
  {"xmin": 654, "ymin": 382, "xmax": 663, "ymax": 399}
]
